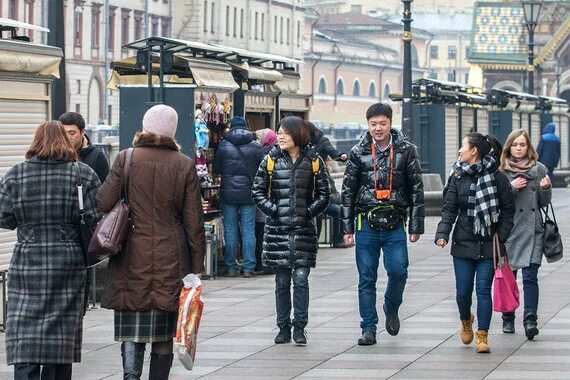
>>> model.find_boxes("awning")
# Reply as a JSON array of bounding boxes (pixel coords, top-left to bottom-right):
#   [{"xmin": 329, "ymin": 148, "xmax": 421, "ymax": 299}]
[
  {"xmin": 0, "ymin": 40, "xmax": 62, "ymax": 77},
  {"xmin": 231, "ymin": 62, "xmax": 283, "ymax": 83},
  {"xmin": 269, "ymin": 70, "xmax": 301, "ymax": 93}
]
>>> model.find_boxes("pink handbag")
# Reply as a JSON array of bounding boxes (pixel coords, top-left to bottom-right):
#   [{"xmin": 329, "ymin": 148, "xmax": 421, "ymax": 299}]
[{"xmin": 492, "ymin": 234, "xmax": 520, "ymax": 313}]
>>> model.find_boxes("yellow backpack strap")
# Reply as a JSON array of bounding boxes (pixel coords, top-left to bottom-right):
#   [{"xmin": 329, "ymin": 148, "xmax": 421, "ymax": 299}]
[
  {"xmin": 267, "ymin": 156, "xmax": 275, "ymax": 196},
  {"xmin": 312, "ymin": 158, "xmax": 320, "ymax": 198}
]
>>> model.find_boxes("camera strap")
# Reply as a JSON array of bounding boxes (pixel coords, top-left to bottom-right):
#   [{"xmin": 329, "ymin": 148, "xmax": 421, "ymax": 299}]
[{"xmin": 371, "ymin": 141, "xmax": 394, "ymax": 194}]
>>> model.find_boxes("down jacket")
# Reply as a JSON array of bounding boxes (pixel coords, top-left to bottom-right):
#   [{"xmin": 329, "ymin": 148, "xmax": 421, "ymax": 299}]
[
  {"xmin": 435, "ymin": 167, "xmax": 515, "ymax": 260},
  {"xmin": 213, "ymin": 126, "xmax": 264, "ymax": 204},
  {"xmin": 341, "ymin": 129, "xmax": 425, "ymax": 235},
  {"xmin": 97, "ymin": 134, "xmax": 205, "ymax": 312},
  {"xmin": 252, "ymin": 145, "xmax": 330, "ymax": 268}
]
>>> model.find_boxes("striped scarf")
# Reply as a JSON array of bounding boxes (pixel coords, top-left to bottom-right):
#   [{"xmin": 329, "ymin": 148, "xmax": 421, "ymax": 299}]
[{"xmin": 448, "ymin": 155, "xmax": 500, "ymax": 237}]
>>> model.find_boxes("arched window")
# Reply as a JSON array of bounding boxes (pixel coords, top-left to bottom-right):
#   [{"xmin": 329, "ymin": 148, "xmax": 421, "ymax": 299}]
[
  {"xmin": 317, "ymin": 76, "xmax": 327, "ymax": 94},
  {"xmin": 336, "ymin": 78, "xmax": 345, "ymax": 95},
  {"xmin": 352, "ymin": 79, "xmax": 361, "ymax": 96},
  {"xmin": 411, "ymin": 44, "xmax": 419, "ymax": 67},
  {"xmin": 368, "ymin": 82, "xmax": 377, "ymax": 98},
  {"xmin": 383, "ymin": 82, "xmax": 391, "ymax": 99}
]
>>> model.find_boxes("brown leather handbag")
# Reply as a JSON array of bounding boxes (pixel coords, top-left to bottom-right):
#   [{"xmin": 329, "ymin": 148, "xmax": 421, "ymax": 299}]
[{"xmin": 87, "ymin": 148, "xmax": 133, "ymax": 265}]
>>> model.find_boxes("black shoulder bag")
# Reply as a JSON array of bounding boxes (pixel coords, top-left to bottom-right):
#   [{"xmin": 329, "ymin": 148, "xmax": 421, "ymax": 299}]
[
  {"xmin": 541, "ymin": 202, "xmax": 563, "ymax": 263},
  {"xmin": 73, "ymin": 162, "xmax": 93, "ymax": 267}
]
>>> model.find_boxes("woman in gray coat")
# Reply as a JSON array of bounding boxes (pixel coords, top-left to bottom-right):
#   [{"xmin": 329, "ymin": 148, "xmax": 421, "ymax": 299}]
[
  {"xmin": 0, "ymin": 121, "xmax": 101, "ymax": 380},
  {"xmin": 499, "ymin": 129, "xmax": 551, "ymax": 340}
]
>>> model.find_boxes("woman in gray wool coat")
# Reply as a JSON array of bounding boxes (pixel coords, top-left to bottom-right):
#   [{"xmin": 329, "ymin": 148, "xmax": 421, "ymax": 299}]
[
  {"xmin": 499, "ymin": 129, "xmax": 552, "ymax": 340},
  {"xmin": 0, "ymin": 121, "xmax": 101, "ymax": 380}
]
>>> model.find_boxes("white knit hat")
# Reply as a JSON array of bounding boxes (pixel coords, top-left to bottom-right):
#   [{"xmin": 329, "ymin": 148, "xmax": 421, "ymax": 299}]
[{"xmin": 142, "ymin": 104, "xmax": 178, "ymax": 138}]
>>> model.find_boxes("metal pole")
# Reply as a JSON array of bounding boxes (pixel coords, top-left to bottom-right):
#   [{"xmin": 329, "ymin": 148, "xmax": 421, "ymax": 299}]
[
  {"xmin": 103, "ymin": 0, "xmax": 109, "ymax": 124},
  {"xmin": 401, "ymin": 0, "xmax": 414, "ymax": 142},
  {"xmin": 48, "ymin": 0, "xmax": 66, "ymax": 119},
  {"xmin": 144, "ymin": 0, "xmax": 149, "ymax": 37},
  {"xmin": 527, "ymin": 27, "xmax": 535, "ymax": 95}
]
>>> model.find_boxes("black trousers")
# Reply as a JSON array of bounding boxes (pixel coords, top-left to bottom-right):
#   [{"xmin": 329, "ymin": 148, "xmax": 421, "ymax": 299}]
[{"xmin": 14, "ymin": 364, "xmax": 72, "ymax": 380}]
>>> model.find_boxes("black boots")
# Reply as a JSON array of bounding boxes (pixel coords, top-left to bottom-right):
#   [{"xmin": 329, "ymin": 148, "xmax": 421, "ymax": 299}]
[
  {"xmin": 274, "ymin": 325, "xmax": 292, "ymax": 344},
  {"xmin": 121, "ymin": 342, "xmax": 145, "ymax": 380},
  {"xmin": 523, "ymin": 309, "xmax": 539, "ymax": 340},
  {"xmin": 293, "ymin": 326, "xmax": 307, "ymax": 345},
  {"xmin": 149, "ymin": 353, "xmax": 174, "ymax": 380},
  {"xmin": 502, "ymin": 312, "xmax": 515, "ymax": 334},
  {"xmin": 385, "ymin": 314, "xmax": 400, "ymax": 336},
  {"xmin": 358, "ymin": 331, "xmax": 377, "ymax": 346}
]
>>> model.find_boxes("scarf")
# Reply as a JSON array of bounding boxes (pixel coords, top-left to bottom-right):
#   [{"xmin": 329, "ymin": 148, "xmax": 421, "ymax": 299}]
[
  {"xmin": 503, "ymin": 156, "xmax": 535, "ymax": 173},
  {"xmin": 448, "ymin": 155, "xmax": 500, "ymax": 237}
]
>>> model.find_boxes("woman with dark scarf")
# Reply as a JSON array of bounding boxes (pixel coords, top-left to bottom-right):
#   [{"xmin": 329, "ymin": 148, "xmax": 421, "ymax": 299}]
[
  {"xmin": 435, "ymin": 133, "xmax": 515, "ymax": 354},
  {"xmin": 499, "ymin": 129, "xmax": 552, "ymax": 340}
]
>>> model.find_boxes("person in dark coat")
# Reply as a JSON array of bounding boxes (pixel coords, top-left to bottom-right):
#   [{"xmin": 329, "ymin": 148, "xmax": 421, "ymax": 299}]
[
  {"xmin": 341, "ymin": 103, "xmax": 425, "ymax": 346},
  {"xmin": 307, "ymin": 122, "xmax": 348, "ymax": 162},
  {"xmin": 0, "ymin": 121, "xmax": 101, "ymax": 380},
  {"xmin": 435, "ymin": 133, "xmax": 515, "ymax": 354},
  {"xmin": 536, "ymin": 122, "xmax": 561, "ymax": 180},
  {"xmin": 97, "ymin": 105, "xmax": 205, "ymax": 380},
  {"xmin": 213, "ymin": 117, "xmax": 264, "ymax": 277},
  {"xmin": 59, "ymin": 112, "xmax": 110, "ymax": 183},
  {"xmin": 499, "ymin": 129, "xmax": 552, "ymax": 339},
  {"xmin": 252, "ymin": 116, "xmax": 330, "ymax": 345}
]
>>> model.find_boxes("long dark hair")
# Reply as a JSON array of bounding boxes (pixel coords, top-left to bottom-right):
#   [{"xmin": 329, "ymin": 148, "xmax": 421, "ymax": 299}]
[
  {"xmin": 304, "ymin": 121, "xmax": 323, "ymax": 144},
  {"xmin": 465, "ymin": 132, "xmax": 502, "ymax": 161}
]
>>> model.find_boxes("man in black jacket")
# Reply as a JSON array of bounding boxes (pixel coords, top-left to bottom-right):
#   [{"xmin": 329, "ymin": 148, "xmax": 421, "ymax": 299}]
[
  {"xmin": 214, "ymin": 117, "xmax": 264, "ymax": 278},
  {"xmin": 59, "ymin": 112, "xmax": 109, "ymax": 183},
  {"xmin": 341, "ymin": 103, "xmax": 425, "ymax": 346}
]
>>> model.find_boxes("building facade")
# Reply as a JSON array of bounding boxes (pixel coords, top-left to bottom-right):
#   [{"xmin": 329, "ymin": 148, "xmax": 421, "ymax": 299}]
[
  {"xmin": 305, "ymin": 0, "xmax": 476, "ymax": 16},
  {"xmin": 1, "ymin": 0, "xmax": 173, "ymax": 126}
]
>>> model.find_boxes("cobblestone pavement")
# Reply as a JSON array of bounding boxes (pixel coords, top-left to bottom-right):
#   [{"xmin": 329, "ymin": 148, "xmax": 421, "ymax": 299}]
[{"xmin": 1, "ymin": 189, "xmax": 570, "ymax": 379}]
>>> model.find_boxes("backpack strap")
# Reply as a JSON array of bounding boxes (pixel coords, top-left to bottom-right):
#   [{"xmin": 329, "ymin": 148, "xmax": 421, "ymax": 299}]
[{"xmin": 312, "ymin": 157, "xmax": 319, "ymax": 198}]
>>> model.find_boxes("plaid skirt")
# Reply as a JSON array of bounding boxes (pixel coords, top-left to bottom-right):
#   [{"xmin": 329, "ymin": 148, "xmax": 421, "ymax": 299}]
[{"xmin": 114, "ymin": 309, "xmax": 177, "ymax": 343}]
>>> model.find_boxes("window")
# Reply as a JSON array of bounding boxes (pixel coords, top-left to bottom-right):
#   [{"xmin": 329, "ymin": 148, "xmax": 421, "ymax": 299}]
[
  {"xmin": 233, "ymin": 7, "xmax": 237, "ymax": 37},
  {"xmin": 353, "ymin": 80, "xmax": 361, "ymax": 96},
  {"xmin": 447, "ymin": 72, "xmax": 455, "ymax": 82},
  {"xmin": 261, "ymin": 13, "xmax": 264, "ymax": 41},
  {"xmin": 75, "ymin": 104, "xmax": 81, "ymax": 113},
  {"xmin": 286, "ymin": 18, "xmax": 290, "ymax": 45},
  {"xmin": 152, "ymin": 15, "xmax": 159, "ymax": 36},
  {"xmin": 464, "ymin": 73, "xmax": 469, "ymax": 84},
  {"xmin": 280, "ymin": 17, "xmax": 283, "ymax": 44},
  {"xmin": 25, "ymin": 0, "xmax": 34, "ymax": 39},
  {"xmin": 429, "ymin": 45, "xmax": 438, "ymax": 59},
  {"xmin": 162, "ymin": 17, "xmax": 171, "ymax": 37},
  {"xmin": 254, "ymin": 12, "xmax": 258, "ymax": 40},
  {"xmin": 121, "ymin": 9, "xmax": 130, "ymax": 46},
  {"xmin": 274, "ymin": 15, "xmax": 278, "ymax": 42},
  {"xmin": 91, "ymin": 6, "xmax": 101, "ymax": 48},
  {"xmin": 134, "ymin": 11, "xmax": 143, "ymax": 40},
  {"xmin": 368, "ymin": 82, "xmax": 376, "ymax": 98},
  {"xmin": 465, "ymin": 46, "xmax": 470, "ymax": 59},
  {"xmin": 336, "ymin": 78, "xmax": 344, "ymax": 95},
  {"xmin": 240, "ymin": 9, "xmax": 244, "ymax": 38},
  {"xmin": 226, "ymin": 6, "xmax": 230, "ymax": 36},
  {"xmin": 203, "ymin": 1, "xmax": 208, "ymax": 33},
  {"xmin": 210, "ymin": 2, "xmax": 215, "ymax": 33},
  {"xmin": 76, "ymin": 80, "xmax": 81, "ymax": 94},
  {"xmin": 448, "ymin": 45, "xmax": 457, "ymax": 60},
  {"xmin": 429, "ymin": 72, "xmax": 438, "ymax": 79},
  {"xmin": 317, "ymin": 77, "xmax": 327, "ymax": 94},
  {"xmin": 108, "ymin": 105, "xmax": 112, "ymax": 125},
  {"xmin": 108, "ymin": 7, "xmax": 116, "ymax": 50},
  {"xmin": 8, "ymin": 0, "xmax": 18, "ymax": 20},
  {"xmin": 383, "ymin": 83, "xmax": 391, "ymax": 99},
  {"xmin": 74, "ymin": 2, "xmax": 83, "ymax": 47},
  {"xmin": 297, "ymin": 20, "xmax": 300, "ymax": 47}
]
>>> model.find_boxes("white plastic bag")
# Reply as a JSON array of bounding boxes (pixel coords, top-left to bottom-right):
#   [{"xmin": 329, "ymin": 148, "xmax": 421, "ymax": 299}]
[{"xmin": 174, "ymin": 274, "xmax": 204, "ymax": 370}]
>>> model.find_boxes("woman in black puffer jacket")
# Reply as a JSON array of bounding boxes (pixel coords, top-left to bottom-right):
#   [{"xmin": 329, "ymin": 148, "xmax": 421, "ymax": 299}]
[{"xmin": 252, "ymin": 116, "xmax": 330, "ymax": 346}]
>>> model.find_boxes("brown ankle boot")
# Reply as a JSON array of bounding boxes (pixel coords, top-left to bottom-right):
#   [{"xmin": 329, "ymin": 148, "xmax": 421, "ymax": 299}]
[
  {"xmin": 476, "ymin": 330, "xmax": 490, "ymax": 353},
  {"xmin": 460, "ymin": 314, "xmax": 474, "ymax": 345}
]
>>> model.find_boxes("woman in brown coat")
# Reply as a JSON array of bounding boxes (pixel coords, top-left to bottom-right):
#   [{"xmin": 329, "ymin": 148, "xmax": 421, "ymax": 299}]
[{"xmin": 97, "ymin": 105, "xmax": 205, "ymax": 380}]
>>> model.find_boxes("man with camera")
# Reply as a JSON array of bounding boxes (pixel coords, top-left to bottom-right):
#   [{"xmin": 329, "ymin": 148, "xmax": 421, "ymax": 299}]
[{"xmin": 341, "ymin": 103, "xmax": 425, "ymax": 346}]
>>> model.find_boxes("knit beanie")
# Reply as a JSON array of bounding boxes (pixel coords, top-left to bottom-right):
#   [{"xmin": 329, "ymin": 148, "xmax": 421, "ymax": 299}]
[
  {"xmin": 142, "ymin": 104, "xmax": 178, "ymax": 138},
  {"xmin": 261, "ymin": 129, "xmax": 277, "ymax": 147},
  {"xmin": 230, "ymin": 116, "xmax": 247, "ymax": 129}
]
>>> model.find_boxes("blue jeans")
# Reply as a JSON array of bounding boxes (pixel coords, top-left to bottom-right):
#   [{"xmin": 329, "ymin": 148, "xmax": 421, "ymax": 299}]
[
  {"xmin": 453, "ymin": 257, "xmax": 494, "ymax": 331},
  {"xmin": 515, "ymin": 263, "xmax": 540, "ymax": 310},
  {"xmin": 222, "ymin": 203, "xmax": 256, "ymax": 272},
  {"xmin": 355, "ymin": 219, "xmax": 409, "ymax": 332},
  {"xmin": 275, "ymin": 267, "xmax": 311, "ymax": 328}
]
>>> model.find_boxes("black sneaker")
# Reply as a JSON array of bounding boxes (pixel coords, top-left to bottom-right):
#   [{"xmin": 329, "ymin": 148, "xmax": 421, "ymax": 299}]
[
  {"xmin": 293, "ymin": 326, "xmax": 307, "ymax": 345},
  {"xmin": 357, "ymin": 331, "xmax": 377, "ymax": 346},
  {"xmin": 243, "ymin": 271, "xmax": 256, "ymax": 278},
  {"xmin": 274, "ymin": 326, "xmax": 291, "ymax": 344},
  {"xmin": 385, "ymin": 314, "xmax": 400, "ymax": 336}
]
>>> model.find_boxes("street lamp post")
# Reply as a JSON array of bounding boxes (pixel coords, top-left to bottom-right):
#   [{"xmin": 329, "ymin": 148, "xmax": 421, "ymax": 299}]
[
  {"xmin": 401, "ymin": 0, "xmax": 414, "ymax": 141},
  {"xmin": 522, "ymin": 0, "xmax": 543, "ymax": 95},
  {"xmin": 555, "ymin": 62, "xmax": 562, "ymax": 97}
]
